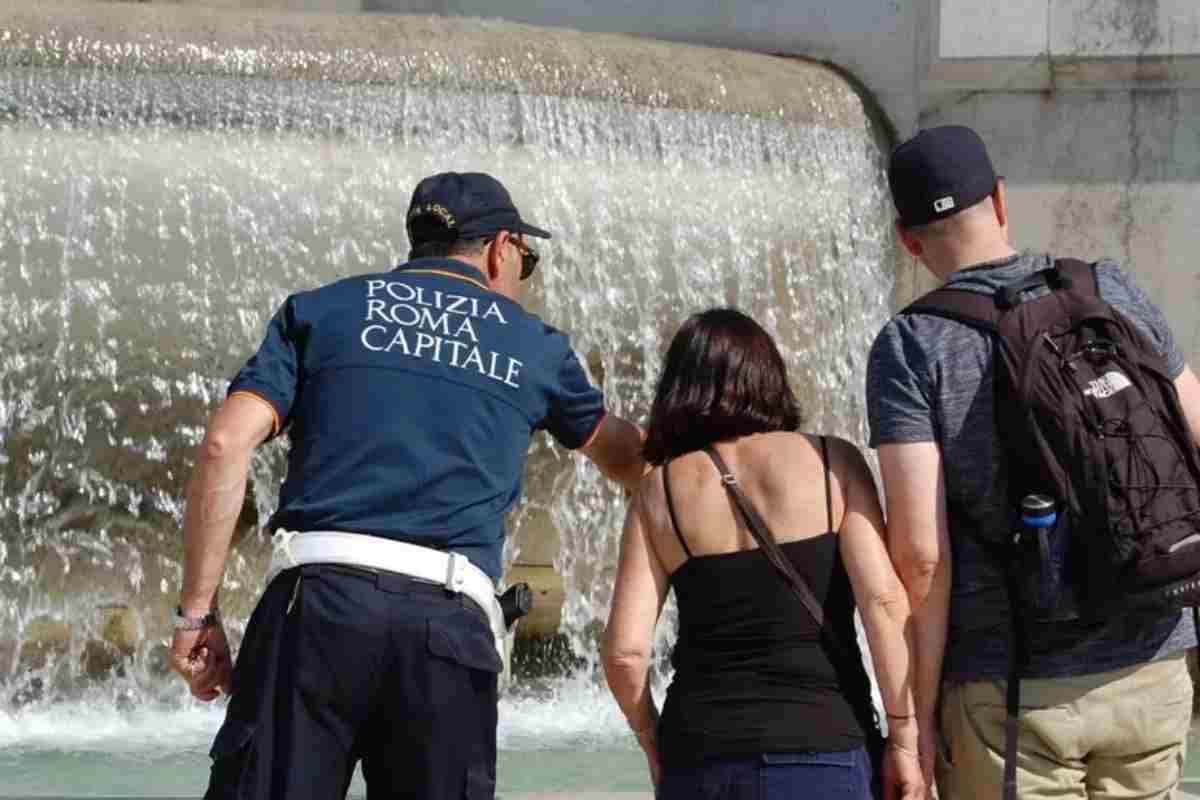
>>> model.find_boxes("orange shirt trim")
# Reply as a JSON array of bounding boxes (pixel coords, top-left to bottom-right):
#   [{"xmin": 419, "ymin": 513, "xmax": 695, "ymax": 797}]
[{"xmin": 229, "ymin": 390, "xmax": 281, "ymax": 438}]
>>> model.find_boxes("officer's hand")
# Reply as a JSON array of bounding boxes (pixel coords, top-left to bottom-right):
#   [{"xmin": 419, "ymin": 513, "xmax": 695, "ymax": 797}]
[{"xmin": 170, "ymin": 624, "xmax": 233, "ymax": 701}]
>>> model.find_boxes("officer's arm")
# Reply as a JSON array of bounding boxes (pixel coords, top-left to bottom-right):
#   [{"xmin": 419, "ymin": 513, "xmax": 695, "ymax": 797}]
[
  {"xmin": 580, "ymin": 415, "xmax": 646, "ymax": 493},
  {"xmin": 878, "ymin": 441, "xmax": 951, "ymax": 778},
  {"xmin": 1174, "ymin": 366, "xmax": 1200, "ymax": 448},
  {"xmin": 179, "ymin": 393, "xmax": 275, "ymax": 617}
]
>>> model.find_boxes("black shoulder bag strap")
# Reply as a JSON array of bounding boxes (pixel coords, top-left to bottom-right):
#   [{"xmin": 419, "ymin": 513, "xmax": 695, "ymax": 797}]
[
  {"xmin": 702, "ymin": 443, "xmax": 883, "ymax": 754},
  {"xmin": 700, "ymin": 445, "xmax": 859, "ymax": 679}
]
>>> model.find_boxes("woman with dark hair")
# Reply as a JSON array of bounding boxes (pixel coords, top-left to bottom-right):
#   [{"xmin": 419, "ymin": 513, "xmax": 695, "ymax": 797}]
[{"xmin": 603, "ymin": 308, "xmax": 923, "ymax": 800}]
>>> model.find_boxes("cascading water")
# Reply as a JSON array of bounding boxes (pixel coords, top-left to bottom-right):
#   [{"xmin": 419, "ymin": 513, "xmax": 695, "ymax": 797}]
[{"xmin": 0, "ymin": 3, "xmax": 896, "ymax": 793}]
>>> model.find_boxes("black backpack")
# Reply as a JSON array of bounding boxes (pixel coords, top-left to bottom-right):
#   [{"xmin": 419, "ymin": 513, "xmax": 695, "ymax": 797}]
[
  {"xmin": 905, "ymin": 258, "xmax": 1200, "ymax": 619},
  {"xmin": 904, "ymin": 258, "xmax": 1200, "ymax": 800}
]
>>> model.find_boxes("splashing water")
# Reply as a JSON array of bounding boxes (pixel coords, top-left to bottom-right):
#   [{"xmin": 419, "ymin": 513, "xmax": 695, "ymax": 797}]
[{"xmin": 0, "ymin": 5, "xmax": 896, "ymax": 774}]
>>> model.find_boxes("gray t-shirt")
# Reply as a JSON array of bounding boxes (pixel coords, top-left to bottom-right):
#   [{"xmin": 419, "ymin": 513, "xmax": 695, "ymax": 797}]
[{"xmin": 867, "ymin": 252, "xmax": 1196, "ymax": 683}]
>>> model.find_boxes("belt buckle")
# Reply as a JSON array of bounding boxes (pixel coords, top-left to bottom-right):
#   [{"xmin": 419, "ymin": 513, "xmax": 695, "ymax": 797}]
[{"xmin": 445, "ymin": 552, "xmax": 468, "ymax": 594}]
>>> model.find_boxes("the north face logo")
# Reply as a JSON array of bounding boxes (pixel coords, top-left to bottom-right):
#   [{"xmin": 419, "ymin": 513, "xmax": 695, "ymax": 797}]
[{"xmin": 1083, "ymin": 370, "xmax": 1132, "ymax": 399}]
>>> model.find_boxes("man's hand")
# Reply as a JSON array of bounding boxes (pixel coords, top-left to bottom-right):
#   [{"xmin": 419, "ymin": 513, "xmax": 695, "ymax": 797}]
[
  {"xmin": 170, "ymin": 624, "xmax": 233, "ymax": 701},
  {"xmin": 634, "ymin": 729, "xmax": 662, "ymax": 788},
  {"xmin": 917, "ymin": 716, "xmax": 938, "ymax": 791}
]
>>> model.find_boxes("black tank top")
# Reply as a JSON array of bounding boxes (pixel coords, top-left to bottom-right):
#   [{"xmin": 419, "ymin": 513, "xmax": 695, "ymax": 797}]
[{"xmin": 656, "ymin": 438, "xmax": 875, "ymax": 765}]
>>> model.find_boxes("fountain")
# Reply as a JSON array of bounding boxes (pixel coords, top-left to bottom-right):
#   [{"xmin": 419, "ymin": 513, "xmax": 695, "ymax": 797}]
[{"xmin": 0, "ymin": 1, "xmax": 897, "ymax": 793}]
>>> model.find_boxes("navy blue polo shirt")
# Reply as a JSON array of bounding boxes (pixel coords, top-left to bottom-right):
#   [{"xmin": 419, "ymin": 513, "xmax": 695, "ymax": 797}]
[{"xmin": 228, "ymin": 257, "xmax": 606, "ymax": 580}]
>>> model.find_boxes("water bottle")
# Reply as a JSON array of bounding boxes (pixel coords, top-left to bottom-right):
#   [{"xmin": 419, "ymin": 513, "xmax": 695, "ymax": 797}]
[
  {"xmin": 1018, "ymin": 494, "xmax": 1077, "ymax": 620},
  {"xmin": 1020, "ymin": 494, "xmax": 1057, "ymax": 531}
]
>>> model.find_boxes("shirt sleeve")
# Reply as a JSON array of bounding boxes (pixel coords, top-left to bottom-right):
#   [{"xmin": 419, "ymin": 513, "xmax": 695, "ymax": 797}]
[
  {"xmin": 227, "ymin": 297, "xmax": 301, "ymax": 436},
  {"xmin": 1095, "ymin": 260, "xmax": 1186, "ymax": 378},
  {"xmin": 867, "ymin": 319, "xmax": 937, "ymax": 447},
  {"xmin": 542, "ymin": 342, "xmax": 606, "ymax": 450}
]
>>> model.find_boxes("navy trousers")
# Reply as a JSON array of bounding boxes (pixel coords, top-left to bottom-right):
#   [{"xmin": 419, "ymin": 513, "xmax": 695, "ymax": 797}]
[
  {"xmin": 205, "ymin": 564, "xmax": 502, "ymax": 800},
  {"xmin": 656, "ymin": 745, "xmax": 879, "ymax": 800}
]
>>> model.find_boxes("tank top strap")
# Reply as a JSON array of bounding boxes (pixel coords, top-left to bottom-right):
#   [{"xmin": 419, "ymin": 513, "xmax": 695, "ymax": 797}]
[
  {"xmin": 662, "ymin": 459, "xmax": 694, "ymax": 559},
  {"xmin": 820, "ymin": 436, "xmax": 834, "ymax": 534}
]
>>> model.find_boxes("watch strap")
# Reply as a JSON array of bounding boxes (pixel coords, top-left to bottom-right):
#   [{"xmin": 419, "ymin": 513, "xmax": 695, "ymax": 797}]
[{"xmin": 173, "ymin": 606, "xmax": 221, "ymax": 631}]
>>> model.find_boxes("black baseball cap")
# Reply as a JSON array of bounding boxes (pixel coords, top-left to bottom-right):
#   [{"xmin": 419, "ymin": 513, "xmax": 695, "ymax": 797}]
[
  {"xmin": 887, "ymin": 125, "xmax": 999, "ymax": 228},
  {"xmin": 406, "ymin": 172, "xmax": 551, "ymax": 246}
]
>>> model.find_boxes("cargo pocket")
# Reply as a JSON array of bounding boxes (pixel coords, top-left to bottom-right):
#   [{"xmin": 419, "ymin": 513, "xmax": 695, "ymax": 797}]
[
  {"xmin": 463, "ymin": 766, "xmax": 496, "ymax": 799},
  {"xmin": 427, "ymin": 613, "xmax": 503, "ymax": 676},
  {"xmin": 205, "ymin": 718, "xmax": 258, "ymax": 800}
]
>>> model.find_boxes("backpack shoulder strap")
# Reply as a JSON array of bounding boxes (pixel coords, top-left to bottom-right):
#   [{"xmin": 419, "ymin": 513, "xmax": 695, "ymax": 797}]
[
  {"xmin": 1052, "ymin": 258, "xmax": 1099, "ymax": 299},
  {"xmin": 902, "ymin": 285, "xmax": 1002, "ymax": 333}
]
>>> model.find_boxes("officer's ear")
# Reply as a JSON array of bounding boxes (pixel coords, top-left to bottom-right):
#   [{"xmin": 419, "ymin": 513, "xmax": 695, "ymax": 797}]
[
  {"xmin": 485, "ymin": 230, "xmax": 510, "ymax": 286},
  {"xmin": 484, "ymin": 231, "xmax": 504, "ymax": 284}
]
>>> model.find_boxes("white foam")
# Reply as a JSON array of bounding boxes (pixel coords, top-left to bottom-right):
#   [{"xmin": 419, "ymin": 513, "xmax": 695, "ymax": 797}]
[
  {"xmin": 0, "ymin": 701, "xmax": 223, "ymax": 755},
  {"xmin": 0, "ymin": 681, "xmax": 636, "ymax": 754},
  {"xmin": 498, "ymin": 677, "xmax": 638, "ymax": 752}
]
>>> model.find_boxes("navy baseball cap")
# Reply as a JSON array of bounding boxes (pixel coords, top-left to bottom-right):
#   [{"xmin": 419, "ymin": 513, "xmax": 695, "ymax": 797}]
[
  {"xmin": 887, "ymin": 126, "xmax": 999, "ymax": 227},
  {"xmin": 406, "ymin": 172, "xmax": 551, "ymax": 246}
]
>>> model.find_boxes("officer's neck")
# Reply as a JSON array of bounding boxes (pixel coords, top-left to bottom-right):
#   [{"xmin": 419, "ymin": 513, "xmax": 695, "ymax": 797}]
[{"xmin": 450, "ymin": 254, "xmax": 522, "ymax": 304}]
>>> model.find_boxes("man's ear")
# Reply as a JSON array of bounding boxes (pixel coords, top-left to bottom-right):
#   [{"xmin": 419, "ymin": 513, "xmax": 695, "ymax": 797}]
[
  {"xmin": 895, "ymin": 220, "xmax": 923, "ymax": 258},
  {"xmin": 485, "ymin": 232, "xmax": 507, "ymax": 284},
  {"xmin": 992, "ymin": 180, "xmax": 1009, "ymax": 230}
]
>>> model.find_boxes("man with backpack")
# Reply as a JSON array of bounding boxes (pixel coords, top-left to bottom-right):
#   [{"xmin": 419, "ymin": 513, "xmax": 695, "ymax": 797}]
[{"xmin": 868, "ymin": 125, "xmax": 1200, "ymax": 799}]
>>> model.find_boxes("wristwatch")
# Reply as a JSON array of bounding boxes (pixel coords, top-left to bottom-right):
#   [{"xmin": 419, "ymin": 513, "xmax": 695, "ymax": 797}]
[{"xmin": 173, "ymin": 606, "xmax": 222, "ymax": 631}]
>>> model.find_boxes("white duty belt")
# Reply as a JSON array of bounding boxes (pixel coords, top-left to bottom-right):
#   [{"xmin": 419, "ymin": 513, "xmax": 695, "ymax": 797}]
[{"xmin": 267, "ymin": 530, "xmax": 506, "ymax": 660}]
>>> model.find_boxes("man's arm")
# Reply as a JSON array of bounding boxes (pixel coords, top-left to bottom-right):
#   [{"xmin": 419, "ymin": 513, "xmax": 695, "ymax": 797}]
[
  {"xmin": 170, "ymin": 392, "xmax": 274, "ymax": 699},
  {"xmin": 580, "ymin": 415, "xmax": 645, "ymax": 493},
  {"xmin": 878, "ymin": 441, "xmax": 951, "ymax": 782},
  {"xmin": 1174, "ymin": 366, "xmax": 1200, "ymax": 447},
  {"xmin": 179, "ymin": 393, "xmax": 276, "ymax": 613}
]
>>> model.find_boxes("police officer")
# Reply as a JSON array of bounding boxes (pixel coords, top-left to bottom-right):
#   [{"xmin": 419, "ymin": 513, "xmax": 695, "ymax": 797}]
[{"xmin": 169, "ymin": 172, "xmax": 646, "ymax": 799}]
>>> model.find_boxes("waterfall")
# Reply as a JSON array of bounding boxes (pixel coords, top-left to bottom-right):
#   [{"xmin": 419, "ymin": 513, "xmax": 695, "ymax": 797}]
[{"xmin": 0, "ymin": 3, "xmax": 895, "ymax": 771}]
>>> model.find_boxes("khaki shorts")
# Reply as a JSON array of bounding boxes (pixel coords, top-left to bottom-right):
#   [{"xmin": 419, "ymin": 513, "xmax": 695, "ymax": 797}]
[{"xmin": 936, "ymin": 651, "xmax": 1193, "ymax": 800}]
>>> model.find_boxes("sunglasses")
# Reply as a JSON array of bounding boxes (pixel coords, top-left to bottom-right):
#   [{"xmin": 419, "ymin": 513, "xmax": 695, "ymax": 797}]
[
  {"xmin": 511, "ymin": 237, "xmax": 540, "ymax": 281},
  {"xmin": 490, "ymin": 236, "xmax": 539, "ymax": 281}
]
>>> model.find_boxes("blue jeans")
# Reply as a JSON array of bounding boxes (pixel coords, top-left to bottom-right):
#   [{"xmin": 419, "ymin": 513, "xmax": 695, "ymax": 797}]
[{"xmin": 657, "ymin": 745, "xmax": 878, "ymax": 800}]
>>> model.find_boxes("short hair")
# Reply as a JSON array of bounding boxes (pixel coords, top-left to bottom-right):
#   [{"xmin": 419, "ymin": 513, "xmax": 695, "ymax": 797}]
[
  {"xmin": 408, "ymin": 237, "xmax": 490, "ymax": 260},
  {"xmin": 643, "ymin": 308, "xmax": 802, "ymax": 465}
]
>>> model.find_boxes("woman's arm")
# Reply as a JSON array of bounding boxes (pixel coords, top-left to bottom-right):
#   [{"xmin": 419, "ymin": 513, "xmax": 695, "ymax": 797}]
[
  {"xmin": 602, "ymin": 483, "xmax": 671, "ymax": 781},
  {"xmin": 833, "ymin": 439, "xmax": 925, "ymax": 799}
]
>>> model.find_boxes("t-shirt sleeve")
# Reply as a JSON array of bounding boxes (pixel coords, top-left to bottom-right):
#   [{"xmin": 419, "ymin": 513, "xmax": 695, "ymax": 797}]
[
  {"xmin": 227, "ymin": 298, "xmax": 301, "ymax": 436},
  {"xmin": 1095, "ymin": 260, "xmax": 1186, "ymax": 379},
  {"xmin": 542, "ymin": 342, "xmax": 606, "ymax": 450},
  {"xmin": 867, "ymin": 319, "xmax": 937, "ymax": 447}
]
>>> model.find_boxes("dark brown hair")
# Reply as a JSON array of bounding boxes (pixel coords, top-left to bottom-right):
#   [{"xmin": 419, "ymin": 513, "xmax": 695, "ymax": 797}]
[{"xmin": 643, "ymin": 308, "xmax": 802, "ymax": 465}]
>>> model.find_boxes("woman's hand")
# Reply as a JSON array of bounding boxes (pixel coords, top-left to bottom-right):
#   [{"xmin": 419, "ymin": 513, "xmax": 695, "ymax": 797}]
[
  {"xmin": 882, "ymin": 738, "xmax": 926, "ymax": 800},
  {"xmin": 635, "ymin": 728, "xmax": 662, "ymax": 787}
]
